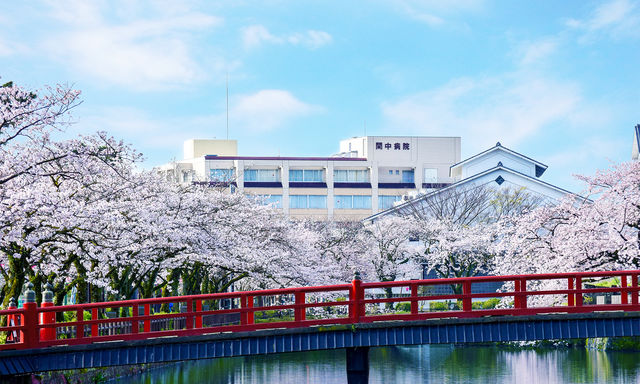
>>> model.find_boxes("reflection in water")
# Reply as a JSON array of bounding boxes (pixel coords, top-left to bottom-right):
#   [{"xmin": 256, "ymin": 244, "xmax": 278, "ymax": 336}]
[{"xmin": 113, "ymin": 345, "xmax": 640, "ymax": 384}]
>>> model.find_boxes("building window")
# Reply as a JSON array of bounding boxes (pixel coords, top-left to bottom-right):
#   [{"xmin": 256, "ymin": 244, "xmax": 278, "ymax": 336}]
[
  {"xmin": 248, "ymin": 194, "xmax": 283, "ymax": 208},
  {"xmin": 182, "ymin": 171, "xmax": 193, "ymax": 183},
  {"xmin": 210, "ymin": 169, "xmax": 234, "ymax": 182},
  {"xmin": 334, "ymin": 169, "xmax": 369, "ymax": 182},
  {"xmin": 290, "ymin": 195, "xmax": 327, "ymax": 209},
  {"xmin": 379, "ymin": 195, "xmax": 402, "ymax": 209},
  {"xmin": 244, "ymin": 169, "xmax": 280, "ymax": 182},
  {"xmin": 289, "ymin": 169, "xmax": 323, "ymax": 182},
  {"xmin": 423, "ymin": 168, "xmax": 438, "ymax": 183},
  {"xmin": 402, "ymin": 170, "xmax": 414, "ymax": 183},
  {"xmin": 335, "ymin": 195, "xmax": 372, "ymax": 209}
]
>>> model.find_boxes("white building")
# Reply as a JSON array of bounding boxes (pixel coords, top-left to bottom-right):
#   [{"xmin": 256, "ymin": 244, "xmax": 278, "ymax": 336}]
[
  {"xmin": 157, "ymin": 136, "xmax": 461, "ymax": 220},
  {"xmin": 365, "ymin": 141, "xmax": 579, "ymax": 223}
]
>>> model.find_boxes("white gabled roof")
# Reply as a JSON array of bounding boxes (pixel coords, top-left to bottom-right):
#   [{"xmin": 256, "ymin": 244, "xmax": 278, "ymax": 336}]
[
  {"xmin": 449, "ymin": 142, "xmax": 548, "ymax": 179},
  {"xmin": 365, "ymin": 162, "xmax": 581, "ymax": 223}
]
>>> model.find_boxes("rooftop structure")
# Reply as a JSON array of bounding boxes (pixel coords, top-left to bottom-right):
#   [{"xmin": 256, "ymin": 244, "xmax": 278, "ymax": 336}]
[
  {"xmin": 157, "ymin": 136, "xmax": 461, "ymax": 220},
  {"xmin": 366, "ymin": 141, "xmax": 578, "ymax": 223}
]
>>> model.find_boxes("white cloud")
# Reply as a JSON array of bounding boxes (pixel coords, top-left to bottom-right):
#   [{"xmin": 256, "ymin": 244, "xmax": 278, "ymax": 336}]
[
  {"xmin": 391, "ymin": 0, "xmax": 484, "ymax": 28},
  {"xmin": 517, "ymin": 37, "xmax": 559, "ymax": 66},
  {"xmin": 546, "ymin": 136, "xmax": 627, "ymax": 170},
  {"xmin": 242, "ymin": 25, "xmax": 332, "ymax": 50},
  {"xmin": 231, "ymin": 90, "xmax": 323, "ymax": 132},
  {"xmin": 381, "ymin": 72, "xmax": 583, "ymax": 154},
  {"xmin": 67, "ymin": 89, "xmax": 323, "ymax": 166},
  {"xmin": 566, "ymin": 0, "xmax": 640, "ymax": 40},
  {"xmin": 42, "ymin": 1, "xmax": 223, "ymax": 91},
  {"xmin": 0, "ymin": 37, "xmax": 16, "ymax": 56}
]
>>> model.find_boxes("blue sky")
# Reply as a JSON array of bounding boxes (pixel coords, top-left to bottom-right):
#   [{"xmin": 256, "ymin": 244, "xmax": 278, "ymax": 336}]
[{"xmin": 1, "ymin": 0, "xmax": 638, "ymax": 193}]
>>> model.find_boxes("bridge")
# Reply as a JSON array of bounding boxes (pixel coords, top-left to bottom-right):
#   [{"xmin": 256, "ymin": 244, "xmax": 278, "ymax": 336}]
[{"xmin": 2, "ymin": 270, "xmax": 640, "ymax": 383}]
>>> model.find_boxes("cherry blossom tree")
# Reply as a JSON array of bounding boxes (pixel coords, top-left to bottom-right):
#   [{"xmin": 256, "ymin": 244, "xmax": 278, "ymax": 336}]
[
  {"xmin": 357, "ymin": 216, "xmax": 421, "ymax": 307},
  {"xmin": 394, "ymin": 185, "xmax": 541, "ymax": 289},
  {"xmin": 497, "ymin": 161, "xmax": 640, "ymax": 277}
]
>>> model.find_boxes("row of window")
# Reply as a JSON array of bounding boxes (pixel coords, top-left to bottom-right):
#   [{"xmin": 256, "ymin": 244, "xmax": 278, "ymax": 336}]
[
  {"xmin": 211, "ymin": 168, "xmax": 439, "ymax": 184},
  {"xmin": 211, "ymin": 169, "xmax": 389, "ymax": 183},
  {"xmin": 248, "ymin": 194, "xmax": 403, "ymax": 210}
]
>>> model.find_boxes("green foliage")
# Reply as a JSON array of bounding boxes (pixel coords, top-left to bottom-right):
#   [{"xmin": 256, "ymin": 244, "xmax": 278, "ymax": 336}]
[
  {"xmin": 395, "ymin": 302, "xmax": 412, "ymax": 312},
  {"xmin": 481, "ymin": 298, "xmax": 501, "ymax": 309},
  {"xmin": 430, "ymin": 301, "xmax": 460, "ymax": 311},
  {"xmin": 428, "ymin": 298, "xmax": 500, "ymax": 311},
  {"xmin": 63, "ymin": 311, "xmax": 76, "ymax": 322}
]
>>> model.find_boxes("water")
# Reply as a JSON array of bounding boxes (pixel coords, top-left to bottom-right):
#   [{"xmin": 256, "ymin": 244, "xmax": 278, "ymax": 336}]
[{"xmin": 112, "ymin": 345, "xmax": 640, "ymax": 384}]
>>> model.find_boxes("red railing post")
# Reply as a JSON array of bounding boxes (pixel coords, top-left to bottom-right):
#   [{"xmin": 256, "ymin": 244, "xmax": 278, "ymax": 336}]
[
  {"xmin": 39, "ymin": 283, "xmax": 55, "ymax": 342},
  {"xmin": 76, "ymin": 308, "xmax": 84, "ymax": 340},
  {"xmin": 632, "ymin": 275, "xmax": 639, "ymax": 305},
  {"xmin": 247, "ymin": 295, "xmax": 254, "ymax": 325},
  {"xmin": 195, "ymin": 300, "xmax": 203, "ymax": 328},
  {"xmin": 350, "ymin": 272, "xmax": 363, "ymax": 323},
  {"xmin": 144, "ymin": 304, "xmax": 151, "ymax": 333},
  {"xmin": 185, "ymin": 300, "xmax": 193, "ymax": 330},
  {"xmin": 22, "ymin": 283, "xmax": 39, "ymax": 348},
  {"xmin": 6, "ymin": 298, "xmax": 20, "ymax": 344},
  {"xmin": 91, "ymin": 308, "xmax": 98, "ymax": 337},
  {"xmin": 240, "ymin": 295, "xmax": 248, "ymax": 325},
  {"xmin": 568, "ymin": 278, "xmax": 575, "ymax": 307},
  {"xmin": 294, "ymin": 292, "xmax": 306, "ymax": 322},
  {"xmin": 410, "ymin": 284, "xmax": 419, "ymax": 315},
  {"xmin": 132, "ymin": 304, "xmax": 139, "ymax": 334},
  {"xmin": 621, "ymin": 275, "xmax": 629, "ymax": 304},
  {"xmin": 462, "ymin": 281, "xmax": 472, "ymax": 312},
  {"xmin": 575, "ymin": 276, "xmax": 583, "ymax": 307},
  {"xmin": 514, "ymin": 279, "xmax": 527, "ymax": 309}
]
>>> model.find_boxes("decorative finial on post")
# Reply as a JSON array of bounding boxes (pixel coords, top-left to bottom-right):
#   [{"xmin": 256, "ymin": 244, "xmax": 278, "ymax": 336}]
[
  {"xmin": 354, "ymin": 271, "xmax": 361, "ymax": 281},
  {"xmin": 8, "ymin": 297, "xmax": 16, "ymax": 309},
  {"xmin": 25, "ymin": 282, "xmax": 35, "ymax": 303},
  {"xmin": 43, "ymin": 283, "xmax": 54, "ymax": 304}
]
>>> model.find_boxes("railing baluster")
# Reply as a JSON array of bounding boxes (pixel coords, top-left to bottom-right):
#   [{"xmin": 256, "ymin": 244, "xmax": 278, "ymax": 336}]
[
  {"xmin": 294, "ymin": 292, "xmax": 306, "ymax": 322},
  {"xmin": 621, "ymin": 275, "xmax": 628, "ymax": 304},
  {"xmin": 240, "ymin": 295, "xmax": 248, "ymax": 325},
  {"xmin": 247, "ymin": 295, "xmax": 254, "ymax": 325},
  {"xmin": 76, "ymin": 309, "xmax": 84, "ymax": 340},
  {"xmin": 195, "ymin": 300, "xmax": 202, "ymax": 328},
  {"xmin": 23, "ymin": 304, "xmax": 38, "ymax": 348},
  {"xmin": 144, "ymin": 304, "xmax": 151, "ymax": 333},
  {"xmin": 185, "ymin": 300, "xmax": 193, "ymax": 330},
  {"xmin": 410, "ymin": 284, "xmax": 419, "ymax": 315},
  {"xmin": 462, "ymin": 281, "xmax": 472, "ymax": 312},
  {"xmin": 576, "ymin": 277, "xmax": 583, "ymax": 306},
  {"xmin": 132, "ymin": 305, "xmax": 139, "ymax": 334},
  {"xmin": 632, "ymin": 275, "xmax": 639, "ymax": 305},
  {"xmin": 568, "ymin": 278, "xmax": 575, "ymax": 307},
  {"xmin": 91, "ymin": 308, "xmax": 98, "ymax": 337}
]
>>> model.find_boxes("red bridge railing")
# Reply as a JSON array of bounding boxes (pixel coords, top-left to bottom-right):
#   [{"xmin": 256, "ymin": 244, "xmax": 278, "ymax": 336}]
[{"xmin": 1, "ymin": 270, "xmax": 639, "ymax": 351}]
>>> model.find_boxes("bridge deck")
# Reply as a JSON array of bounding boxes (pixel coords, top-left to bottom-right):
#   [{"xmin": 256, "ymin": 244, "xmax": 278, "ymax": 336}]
[
  {"xmin": 2, "ymin": 311, "xmax": 640, "ymax": 376},
  {"xmin": 3, "ymin": 270, "xmax": 640, "ymax": 378}
]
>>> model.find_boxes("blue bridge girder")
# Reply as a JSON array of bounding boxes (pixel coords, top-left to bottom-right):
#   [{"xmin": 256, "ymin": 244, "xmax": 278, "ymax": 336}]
[{"xmin": 1, "ymin": 311, "xmax": 640, "ymax": 376}]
